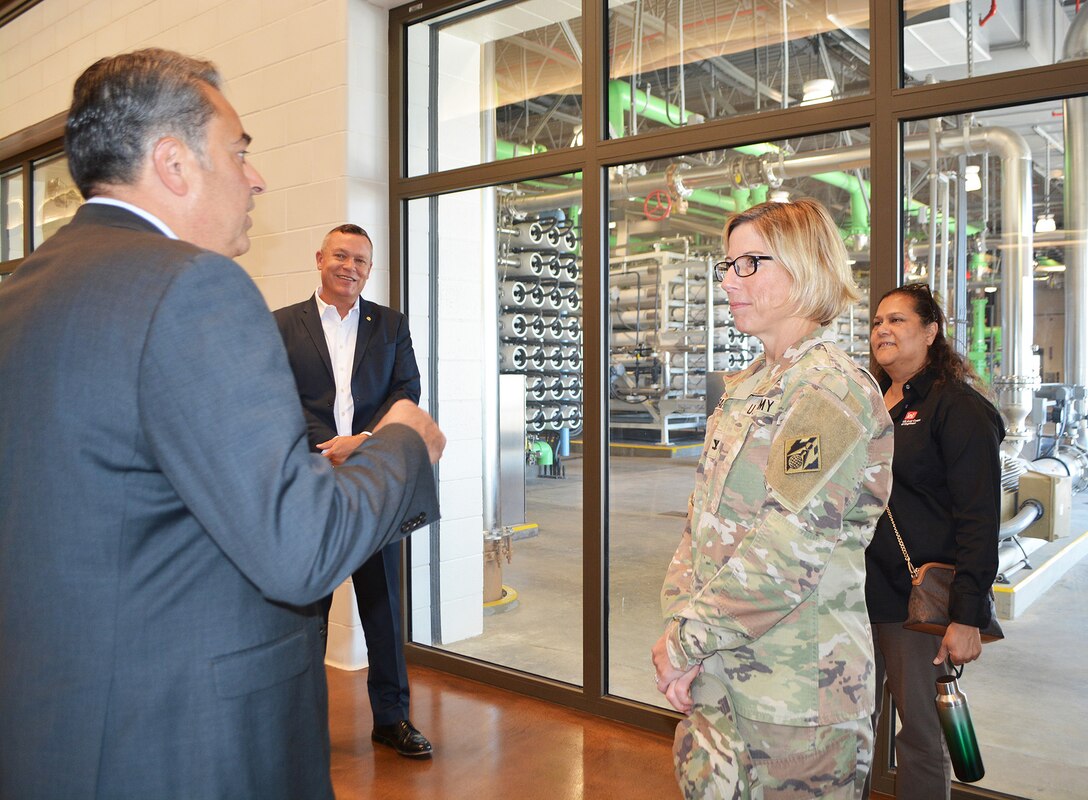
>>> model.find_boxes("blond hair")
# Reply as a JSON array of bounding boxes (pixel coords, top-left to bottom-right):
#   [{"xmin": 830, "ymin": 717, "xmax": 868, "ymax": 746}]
[{"xmin": 724, "ymin": 198, "xmax": 860, "ymax": 325}]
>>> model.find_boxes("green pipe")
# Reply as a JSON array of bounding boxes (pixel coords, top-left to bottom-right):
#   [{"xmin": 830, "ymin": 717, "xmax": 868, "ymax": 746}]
[
  {"xmin": 968, "ymin": 295, "xmax": 1000, "ymax": 385},
  {"xmin": 529, "ymin": 439, "xmax": 553, "ymax": 466},
  {"xmin": 812, "ymin": 171, "xmax": 870, "ymax": 233},
  {"xmin": 603, "ymin": 87, "xmax": 884, "ymax": 239},
  {"xmin": 608, "ymin": 80, "xmax": 697, "ymax": 136},
  {"xmin": 496, "ymin": 140, "xmax": 547, "ymax": 160},
  {"xmin": 550, "ymin": 87, "xmax": 981, "ymax": 242},
  {"xmin": 736, "ymin": 142, "xmax": 971, "ymax": 239},
  {"xmin": 688, "ymin": 189, "xmax": 736, "ymax": 212}
]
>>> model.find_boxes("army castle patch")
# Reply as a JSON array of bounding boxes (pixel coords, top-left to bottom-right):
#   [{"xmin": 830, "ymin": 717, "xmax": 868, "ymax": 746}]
[{"xmin": 784, "ymin": 435, "xmax": 821, "ymax": 474}]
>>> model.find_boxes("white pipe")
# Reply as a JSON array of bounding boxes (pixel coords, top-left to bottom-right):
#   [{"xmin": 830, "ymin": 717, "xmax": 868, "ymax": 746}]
[
  {"xmin": 999, "ymin": 499, "xmax": 1044, "ymax": 541},
  {"xmin": 780, "ymin": 0, "xmax": 788, "ymax": 108},
  {"xmin": 1062, "ymin": 10, "xmax": 1088, "ymax": 448},
  {"xmin": 939, "ymin": 173, "xmax": 951, "ymax": 308},
  {"xmin": 928, "ymin": 118, "xmax": 940, "ymax": 285}
]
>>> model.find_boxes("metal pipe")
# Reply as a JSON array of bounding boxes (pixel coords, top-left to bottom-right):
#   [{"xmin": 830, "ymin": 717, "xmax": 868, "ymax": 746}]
[
  {"xmin": 677, "ymin": 0, "xmax": 686, "ymax": 125},
  {"xmin": 1062, "ymin": 9, "xmax": 1088, "ymax": 448},
  {"xmin": 954, "ymin": 155, "xmax": 969, "ymax": 354},
  {"xmin": 907, "ymin": 125, "xmax": 1037, "ymax": 455},
  {"xmin": 513, "ymin": 129, "xmax": 1036, "ymax": 457},
  {"xmin": 780, "ymin": 0, "xmax": 789, "ymax": 109},
  {"xmin": 482, "ymin": 40, "xmax": 500, "ymax": 532},
  {"xmin": 928, "ymin": 118, "xmax": 940, "ymax": 287},
  {"xmin": 939, "ymin": 173, "xmax": 951, "ymax": 309},
  {"xmin": 999, "ymin": 499, "xmax": 1043, "ymax": 541}
]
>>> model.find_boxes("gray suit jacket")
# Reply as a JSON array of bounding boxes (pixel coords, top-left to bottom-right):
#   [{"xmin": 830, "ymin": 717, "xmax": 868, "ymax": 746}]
[{"xmin": 0, "ymin": 203, "xmax": 438, "ymax": 799}]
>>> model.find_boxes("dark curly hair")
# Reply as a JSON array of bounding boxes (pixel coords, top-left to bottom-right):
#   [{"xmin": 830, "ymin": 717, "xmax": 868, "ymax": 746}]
[{"xmin": 871, "ymin": 282, "xmax": 982, "ymax": 387}]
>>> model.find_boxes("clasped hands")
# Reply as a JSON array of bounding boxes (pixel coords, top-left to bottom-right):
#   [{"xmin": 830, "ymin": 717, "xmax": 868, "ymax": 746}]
[
  {"xmin": 651, "ymin": 631, "xmax": 702, "ymax": 715},
  {"xmin": 317, "ymin": 399, "xmax": 446, "ymax": 466}
]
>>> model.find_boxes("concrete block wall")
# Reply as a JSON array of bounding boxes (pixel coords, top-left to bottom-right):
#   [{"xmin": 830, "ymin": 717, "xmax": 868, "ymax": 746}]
[{"xmin": 0, "ymin": 0, "xmax": 381, "ymax": 306}]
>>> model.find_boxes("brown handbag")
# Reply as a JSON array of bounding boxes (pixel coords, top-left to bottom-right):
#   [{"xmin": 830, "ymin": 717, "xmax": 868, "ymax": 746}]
[{"xmin": 885, "ymin": 508, "xmax": 1004, "ymax": 643}]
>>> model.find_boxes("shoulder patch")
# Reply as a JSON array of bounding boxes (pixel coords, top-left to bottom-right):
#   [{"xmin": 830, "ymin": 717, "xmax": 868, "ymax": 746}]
[
  {"xmin": 784, "ymin": 435, "xmax": 821, "ymax": 474},
  {"xmin": 767, "ymin": 387, "xmax": 865, "ymax": 513}
]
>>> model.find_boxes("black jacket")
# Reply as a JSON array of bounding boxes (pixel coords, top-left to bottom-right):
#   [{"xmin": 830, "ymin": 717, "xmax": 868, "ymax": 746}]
[
  {"xmin": 274, "ymin": 295, "xmax": 421, "ymax": 449},
  {"xmin": 865, "ymin": 367, "xmax": 1005, "ymax": 627}
]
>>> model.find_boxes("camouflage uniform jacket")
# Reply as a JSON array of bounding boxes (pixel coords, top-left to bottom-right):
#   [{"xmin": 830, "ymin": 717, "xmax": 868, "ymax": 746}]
[{"xmin": 661, "ymin": 326, "xmax": 893, "ymax": 726}]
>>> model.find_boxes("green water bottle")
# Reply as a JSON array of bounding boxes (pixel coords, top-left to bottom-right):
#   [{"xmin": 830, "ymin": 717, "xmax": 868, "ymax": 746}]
[{"xmin": 935, "ymin": 674, "xmax": 985, "ymax": 783}]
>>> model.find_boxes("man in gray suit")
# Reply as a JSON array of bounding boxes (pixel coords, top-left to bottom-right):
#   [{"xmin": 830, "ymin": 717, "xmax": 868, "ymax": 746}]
[{"xmin": 0, "ymin": 48, "xmax": 445, "ymax": 800}]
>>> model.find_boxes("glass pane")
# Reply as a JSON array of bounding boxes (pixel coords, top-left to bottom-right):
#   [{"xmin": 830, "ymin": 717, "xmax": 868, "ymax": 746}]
[
  {"xmin": 900, "ymin": 98, "xmax": 1087, "ymax": 798},
  {"xmin": 33, "ymin": 154, "xmax": 81, "ymax": 248},
  {"xmin": 406, "ymin": 0, "xmax": 584, "ymax": 177},
  {"xmin": 901, "ymin": 1, "xmax": 1083, "ymax": 87},
  {"xmin": 606, "ymin": 129, "xmax": 872, "ymax": 707},
  {"xmin": 1, "ymin": 168, "xmax": 24, "ymax": 263},
  {"xmin": 607, "ymin": 0, "xmax": 871, "ymax": 138},
  {"xmin": 407, "ymin": 175, "xmax": 585, "ymax": 685}
]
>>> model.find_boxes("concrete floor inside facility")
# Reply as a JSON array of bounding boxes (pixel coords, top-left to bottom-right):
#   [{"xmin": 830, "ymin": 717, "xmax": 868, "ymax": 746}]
[{"xmin": 441, "ymin": 452, "xmax": 1088, "ymax": 800}]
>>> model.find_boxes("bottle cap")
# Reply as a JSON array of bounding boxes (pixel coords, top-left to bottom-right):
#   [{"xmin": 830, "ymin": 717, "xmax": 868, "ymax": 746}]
[{"xmin": 936, "ymin": 675, "xmax": 960, "ymax": 695}]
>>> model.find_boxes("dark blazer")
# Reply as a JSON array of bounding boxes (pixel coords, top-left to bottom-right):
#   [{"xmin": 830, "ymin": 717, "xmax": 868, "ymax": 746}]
[
  {"xmin": 274, "ymin": 296, "xmax": 421, "ymax": 447},
  {"xmin": 0, "ymin": 203, "xmax": 438, "ymax": 799}
]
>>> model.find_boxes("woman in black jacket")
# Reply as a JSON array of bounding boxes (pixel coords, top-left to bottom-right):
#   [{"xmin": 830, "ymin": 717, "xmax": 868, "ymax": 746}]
[{"xmin": 863, "ymin": 283, "xmax": 1005, "ymax": 800}]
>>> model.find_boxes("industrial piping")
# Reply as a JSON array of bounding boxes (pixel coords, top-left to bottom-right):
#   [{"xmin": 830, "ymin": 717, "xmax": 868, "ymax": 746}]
[
  {"xmin": 1062, "ymin": 10, "xmax": 1088, "ymax": 450},
  {"xmin": 509, "ymin": 126, "xmax": 1039, "ymax": 455}
]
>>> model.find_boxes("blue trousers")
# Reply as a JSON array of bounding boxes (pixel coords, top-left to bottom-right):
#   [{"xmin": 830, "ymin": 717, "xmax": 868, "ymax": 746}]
[{"xmin": 320, "ymin": 540, "xmax": 409, "ymax": 726}]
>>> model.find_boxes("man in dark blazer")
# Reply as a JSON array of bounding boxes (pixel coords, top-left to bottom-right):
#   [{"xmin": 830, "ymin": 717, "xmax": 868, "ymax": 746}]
[
  {"xmin": 275, "ymin": 224, "xmax": 433, "ymax": 758},
  {"xmin": 0, "ymin": 49, "xmax": 445, "ymax": 800}
]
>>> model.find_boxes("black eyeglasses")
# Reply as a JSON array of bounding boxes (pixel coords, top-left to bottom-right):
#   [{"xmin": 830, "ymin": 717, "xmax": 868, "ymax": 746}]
[
  {"xmin": 897, "ymin": 282, "xmax": 939, "ymax": 308},
  {"xmin": 901, "ymin": 282, "xmax": 933, "ymax": 295},
  {"xmin": 713, "ymin": 254, "xmax": 774, "ymax": 281}
]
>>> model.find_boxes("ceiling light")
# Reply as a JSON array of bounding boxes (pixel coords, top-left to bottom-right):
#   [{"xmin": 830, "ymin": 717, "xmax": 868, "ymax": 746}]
[
  {"xmin": 1035, "ymin": 213, "xmax": 1057, "ymax": 233},
  {"xmin": 801, "ymin": 79, "xmax": 834, "ymax": 105},
  {"xmin": 964, "ymin": 165, "xmax": 981, "ymax": 192}
]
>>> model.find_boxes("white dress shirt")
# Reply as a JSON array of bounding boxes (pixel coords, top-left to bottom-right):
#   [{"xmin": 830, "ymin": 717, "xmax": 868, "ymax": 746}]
[
  {"xmin": 313, "ymin": 289, "xmax": 360, "ymax": 438},
  {"xmin": 87, "ymin": 197, "xmax": 178, "ymax": 239}
]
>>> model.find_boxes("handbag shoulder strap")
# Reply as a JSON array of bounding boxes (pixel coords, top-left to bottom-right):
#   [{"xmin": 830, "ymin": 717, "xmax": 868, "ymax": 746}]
[{"xmin": 885, "ymin": 507, "xmax": 919, "ymax": 580}]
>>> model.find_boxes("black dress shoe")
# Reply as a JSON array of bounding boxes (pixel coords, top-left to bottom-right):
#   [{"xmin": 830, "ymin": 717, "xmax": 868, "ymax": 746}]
[{"xmin": 372, "ymin": 719, "xmax": 433, "ymax": 758}]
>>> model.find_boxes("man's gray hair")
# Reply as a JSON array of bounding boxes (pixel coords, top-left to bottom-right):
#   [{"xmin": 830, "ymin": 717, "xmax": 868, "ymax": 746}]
[{"xmin": 65, "ymin": 48, "xmax": 221, "ymax": 198}]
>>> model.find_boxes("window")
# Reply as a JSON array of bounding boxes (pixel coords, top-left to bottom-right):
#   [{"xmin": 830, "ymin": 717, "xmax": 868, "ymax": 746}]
[
  {"xmin": 391, "ymin": 1, "xmax": 1088, "ymax": 795},
  {"xmin": 607, "ymin": 0, "xmax": 871, "ymax": 137},
  {"xmin": 0, "ymin": 133, "xmax": 79, "ymax": 274}
]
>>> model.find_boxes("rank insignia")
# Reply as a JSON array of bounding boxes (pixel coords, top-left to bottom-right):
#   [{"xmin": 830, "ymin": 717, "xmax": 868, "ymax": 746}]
[{"xmin": 785, "ymin": 435, "xmax": 821, "ymax": 474}]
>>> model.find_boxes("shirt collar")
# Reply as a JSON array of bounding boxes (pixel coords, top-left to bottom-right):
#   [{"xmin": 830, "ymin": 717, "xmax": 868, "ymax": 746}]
[
  {"xmin": 777, "ymin": 325, "xmax": 838, "ymax": 366},
  {"xmin": 879, "ymin": 364, "xmax": 938, "ymax": 401},
  {"xmin": 314, "ymin": 287, "xmax": 360, "ymax": 321},
  {"xmin": 86, "ymin": 197, "xmax": 178, "ymax": 239}
]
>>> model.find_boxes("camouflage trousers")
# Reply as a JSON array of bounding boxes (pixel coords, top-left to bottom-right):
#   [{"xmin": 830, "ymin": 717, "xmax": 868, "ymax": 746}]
[{"xmin": 674, "ymin": 672, "xmax": 873, "ymax": 799}]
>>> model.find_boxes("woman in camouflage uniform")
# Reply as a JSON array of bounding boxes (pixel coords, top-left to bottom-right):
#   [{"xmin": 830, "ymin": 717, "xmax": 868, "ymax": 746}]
[{"xmin": 652, "ymin": 199, "xmax": 894, "ymax": 799}]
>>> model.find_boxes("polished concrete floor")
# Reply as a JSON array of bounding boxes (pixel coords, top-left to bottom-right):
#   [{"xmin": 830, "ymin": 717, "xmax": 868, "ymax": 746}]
[
  {"xmin": 435, "ymin": 453, "xmax": 1088, "ymax": 799},
  {"xmin": 328, "ymin": 664, "xmax": 680, "ymax": 800}
]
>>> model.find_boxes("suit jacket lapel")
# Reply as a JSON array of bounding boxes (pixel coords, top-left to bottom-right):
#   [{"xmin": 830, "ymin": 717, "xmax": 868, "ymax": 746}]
[
  {"xmin": 301, "ymin": 297, "xmax": 335, "ymax": 381},
  {"xmin": 352, "ymin": 301, "xmax": 377, "ymax": 377}
]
